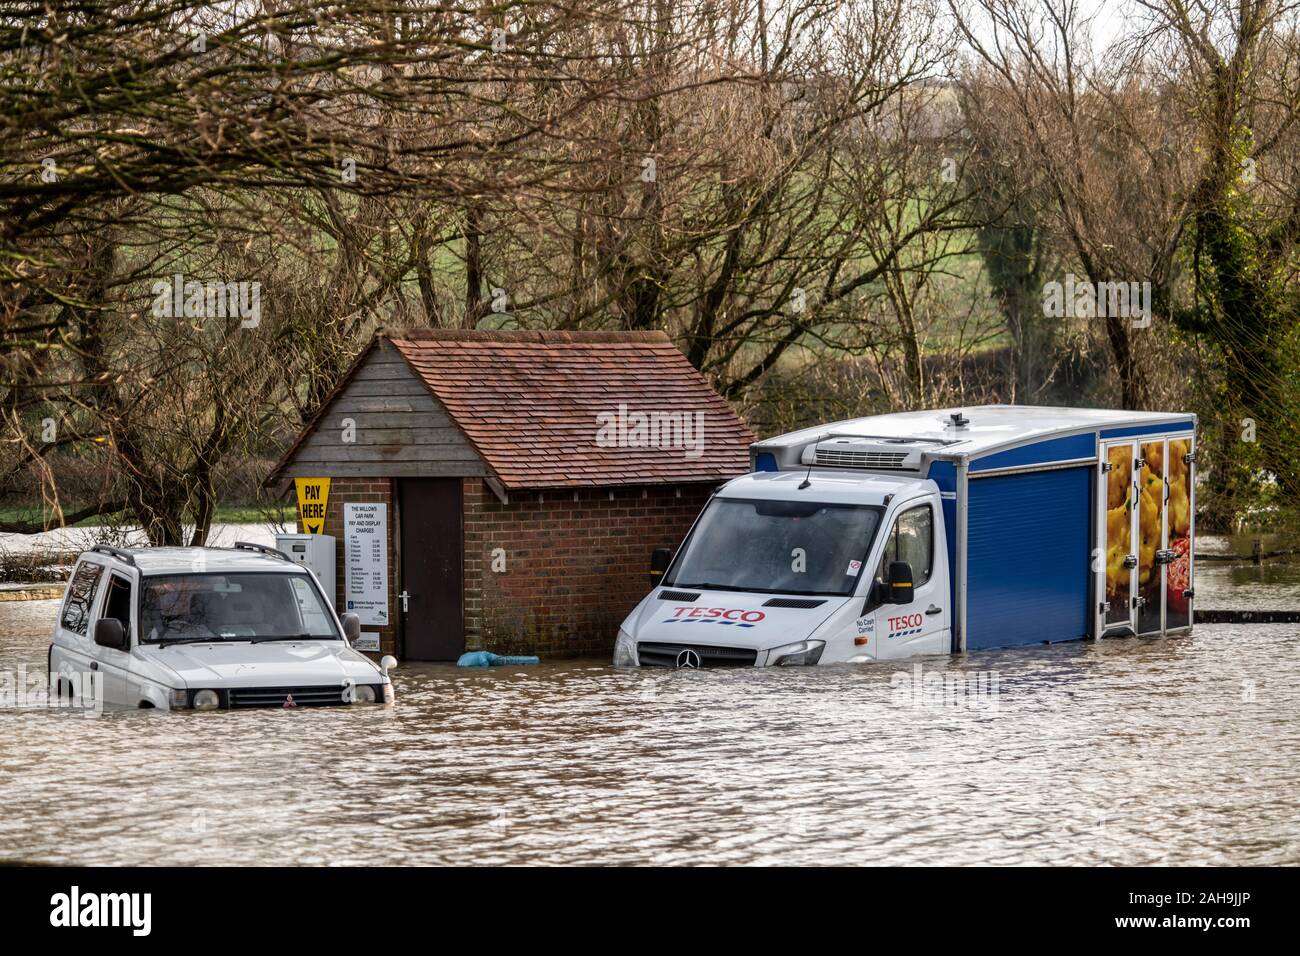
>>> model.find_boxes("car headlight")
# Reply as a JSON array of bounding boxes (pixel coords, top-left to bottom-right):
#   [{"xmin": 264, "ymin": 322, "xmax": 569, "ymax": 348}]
[
  {"xmin": 613, "ymin": 628, "xmax": 637, "ymax": 667},
  {"xmin": 767, "ymin": 639, "xmax": 825, "ymax": 666},
  {"xmin": 353, "ymin": 684, "xmax": 377, "ymax": 704},
  {"xmin": 193, "ymin": 689, "xmax": 221, "ymax": 710}
]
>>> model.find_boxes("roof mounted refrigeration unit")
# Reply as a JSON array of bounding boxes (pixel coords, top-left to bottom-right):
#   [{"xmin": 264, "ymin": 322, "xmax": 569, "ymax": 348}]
[{"xmin": 801, "ymin": 436, "xmax": 949, "ymax": 473}]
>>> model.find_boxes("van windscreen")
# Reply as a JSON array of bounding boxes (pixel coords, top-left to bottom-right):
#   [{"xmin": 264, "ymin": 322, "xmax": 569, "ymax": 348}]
[
  {"xmin": 139, "ymin": 573, "xmax": 339, "ymax": 645},
  {"xmin": 665, "ymin": 498, "xmax": 883, "ymax": 596}
]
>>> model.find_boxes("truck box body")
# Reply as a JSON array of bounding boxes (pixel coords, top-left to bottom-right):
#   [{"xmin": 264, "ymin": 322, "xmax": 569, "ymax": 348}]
[{"xmin": 750, "ymin": 406, "xmax": 1197, "ymax": 651}]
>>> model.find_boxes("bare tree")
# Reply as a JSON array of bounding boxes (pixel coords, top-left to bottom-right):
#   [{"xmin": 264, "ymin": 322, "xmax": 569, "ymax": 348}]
[{"xmin": 954, "ymin": 0, "xmax": 1192, "ymax": 408}]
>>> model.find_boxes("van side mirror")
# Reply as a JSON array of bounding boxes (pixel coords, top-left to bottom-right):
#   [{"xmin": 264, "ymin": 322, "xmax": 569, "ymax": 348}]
[
  {"xmin": 650, "ymin": 547, "xmax": 672, "ymax": 587},
  {"xmin": 888, "ymin": 561, "xmax": 914, "ymax": 604},
  {"xmin": 94, "ymin": 617, "xmax": 127, "ymax": 651},
  {"xmin": 340, "ymin": 612, "xmax": 361, "ymax": 642}
]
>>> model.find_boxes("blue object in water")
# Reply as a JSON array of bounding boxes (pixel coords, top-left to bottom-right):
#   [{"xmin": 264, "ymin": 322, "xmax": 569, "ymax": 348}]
[{"xmin": 457, "ymin": 651, "xmax": 540, "ymax": 668}]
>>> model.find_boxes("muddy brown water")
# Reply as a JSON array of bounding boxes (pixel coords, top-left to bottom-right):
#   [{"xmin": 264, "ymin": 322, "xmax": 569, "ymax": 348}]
[{"xmin": 1, "ymin": 594, "xmax": 1297, "ymax": 865}]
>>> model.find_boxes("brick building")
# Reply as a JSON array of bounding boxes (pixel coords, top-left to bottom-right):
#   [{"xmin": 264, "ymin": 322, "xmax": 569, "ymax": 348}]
[{"xmin": 268, "ymin": 330, "xmax": 753, "ymax": 660}]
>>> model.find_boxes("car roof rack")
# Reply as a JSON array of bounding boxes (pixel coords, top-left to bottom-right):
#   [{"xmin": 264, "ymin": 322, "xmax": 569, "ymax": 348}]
[
  {"xmin": 90, "ymin": 544, "xmax": 136, "ymax": 566},
  {"xmin": 233, "ymin": 541, "xmax": 291, "ymax": 562}
]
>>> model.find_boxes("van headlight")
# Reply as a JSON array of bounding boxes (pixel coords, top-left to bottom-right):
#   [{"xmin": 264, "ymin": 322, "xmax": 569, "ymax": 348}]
[
  {"xmin": 613, "ymin": 628, "xmax": 638, "ymax": 667},
  {"xmin": 353, "ymin": 685, "xmax": 377, "ymax": 704},
  {"xmin": 767, "ymin": 639, "xmax": 825, "ymax": 666},
  {"xmin": 193, "ymin": 689, "xmax": 221, "ymax": 710}
]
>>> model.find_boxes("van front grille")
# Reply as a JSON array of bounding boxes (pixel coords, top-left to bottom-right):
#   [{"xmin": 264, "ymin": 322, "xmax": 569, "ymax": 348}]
[
  {"xmin": 225, "ymin": 685, "xmax": 351, "ymax": 708},
  {"xmin": 637, "ymin": 642, "xmax": 758, "ymax": 668},
  {"xmin": 814, "ymin": 448, "xmax": 910, "ymax": 469}
]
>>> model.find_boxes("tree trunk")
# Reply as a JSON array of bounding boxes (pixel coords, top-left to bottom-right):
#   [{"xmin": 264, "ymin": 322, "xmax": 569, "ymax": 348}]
[{"xmin": 464, "ymin": 203, "xmax": 483, "ymax": 328}]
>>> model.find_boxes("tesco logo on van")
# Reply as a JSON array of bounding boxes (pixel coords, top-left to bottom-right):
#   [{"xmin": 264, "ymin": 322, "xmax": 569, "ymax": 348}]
[
  {"xmin": 662, "ymin": 606, "xmax": 767, "ymax": 627},
  {"xmin": 886, "ymin": 613, "xmax": 924, "ymax": 639},
  {"xmin": 887, "ymin": 613, "xmax": 923, "ymax": 630},
  {"xmin": 669, "ymin": 607, "xmax": 766, "ymax": 622}
]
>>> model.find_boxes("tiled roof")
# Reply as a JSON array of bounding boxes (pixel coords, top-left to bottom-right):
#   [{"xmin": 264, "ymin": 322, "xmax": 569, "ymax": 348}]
[{"xmin": 387, "ymin": 329, "xmax": 754, "ymax": 489}]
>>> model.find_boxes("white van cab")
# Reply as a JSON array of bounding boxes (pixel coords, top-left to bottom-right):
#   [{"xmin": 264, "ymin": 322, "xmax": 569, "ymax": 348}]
[
  {"xmin": 49, "ymin": 542, "xmax": 396, "ymax": 710},
  {"xmin": 615, "ymin": 405, "xmax": 1197, "ymax": 667},
  {"xmin": 615, "ymin": 470, "xmax": 937, "ymax": 667}
]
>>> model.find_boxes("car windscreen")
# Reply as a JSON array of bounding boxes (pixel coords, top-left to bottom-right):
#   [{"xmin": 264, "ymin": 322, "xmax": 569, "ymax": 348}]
[
  {"xmin": 664, "ymin": 498, "xmax": 884, "ymax": 596},
  {"xmin": 139, "ymin": 573, "xmax": 339, "ymax": 644}
]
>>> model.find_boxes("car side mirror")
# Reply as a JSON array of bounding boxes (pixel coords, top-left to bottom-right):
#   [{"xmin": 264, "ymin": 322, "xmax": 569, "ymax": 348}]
[
  {"xmin": 888, "ymin": 561, "xmax": 914, "ymax": 604},
  {"xmin": 340, "ymin": 612, "xmax": 361, "ymax": 642},
  {"xmin": 380, "ymin": 655, "xmax": 397, "ymax": 678},
  {"xmin": 94, "ymin": 617, "xmax": 127, "ymax": 651},
  {"xmin": 862, "ymin": 576, "xmax": 889, "ymax": 615},
  {"xmin": 649, "ymin": 547, "xmax": 672, "ymax": 587}
]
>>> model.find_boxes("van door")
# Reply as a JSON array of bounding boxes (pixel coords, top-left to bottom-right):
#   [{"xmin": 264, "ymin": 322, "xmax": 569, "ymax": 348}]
[
  {"xmin": 52, "ymin": 559, "xmax": 107, "ymax": 705},
  {"xmin": 869, "ymin": 499, "xmax": 948, "ymax": 658},
  {"xmin": 92, "ymin": 571, "xmax": 135, "ymax": 705},
  {"xmin": 1135, "ymin": 439, "xmax": 1167, "ymax": 634},
  {"xmin": 1098, "ymin": 441, "xmax": 1138, "ymax": 636},
  {"xmin": 1163, "ymin": 435, "xmax": 1195, "ymax": 631}
]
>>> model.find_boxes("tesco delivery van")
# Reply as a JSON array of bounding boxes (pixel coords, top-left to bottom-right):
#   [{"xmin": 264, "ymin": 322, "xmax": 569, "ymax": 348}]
[{"xmin": 614, "ymin": 405, "xmax": 1196, "ymax": 667}]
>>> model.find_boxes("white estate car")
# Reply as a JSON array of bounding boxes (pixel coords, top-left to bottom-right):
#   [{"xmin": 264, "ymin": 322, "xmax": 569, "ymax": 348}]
[{"xmin": 49, "ymin": 542, "xmax": 396, "ymax": 710}]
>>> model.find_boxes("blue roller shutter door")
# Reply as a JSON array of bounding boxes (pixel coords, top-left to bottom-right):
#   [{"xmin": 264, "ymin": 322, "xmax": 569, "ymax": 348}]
[{"xmin": 966, "ymin": 467, "xmax": 1091, "ymax": 650}]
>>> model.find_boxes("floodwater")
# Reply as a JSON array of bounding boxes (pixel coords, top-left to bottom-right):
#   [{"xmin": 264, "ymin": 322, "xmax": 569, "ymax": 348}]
[
  {"xmin": 2, "ymin": 595, "xmax": 1297, "ymax": 865},
  {"xmin": 1195, "ymin": 532, "xmax": 1300, "ymax": 609}
]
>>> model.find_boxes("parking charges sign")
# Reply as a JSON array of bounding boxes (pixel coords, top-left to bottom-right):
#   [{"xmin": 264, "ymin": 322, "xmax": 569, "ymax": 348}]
[{"xmin": 344, "ymin": 502, "xmax": 389, "ymax": 626}]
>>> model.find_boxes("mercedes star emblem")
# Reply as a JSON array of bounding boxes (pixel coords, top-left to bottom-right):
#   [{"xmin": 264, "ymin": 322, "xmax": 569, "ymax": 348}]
[{"xmin": 675, "ymin": 648, "xmax": 701, "ymax": 669}]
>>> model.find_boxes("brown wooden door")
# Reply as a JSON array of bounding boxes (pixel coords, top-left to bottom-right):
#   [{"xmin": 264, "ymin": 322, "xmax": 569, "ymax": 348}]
[{"xmin": 398, "ymin": 478, "xmax": 464, "ymax": 661}]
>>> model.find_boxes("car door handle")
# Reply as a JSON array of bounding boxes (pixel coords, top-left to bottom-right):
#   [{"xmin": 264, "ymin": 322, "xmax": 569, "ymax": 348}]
[{"xmin": 925, "ymin": 605, "xmax": 942, "ymax": 616}]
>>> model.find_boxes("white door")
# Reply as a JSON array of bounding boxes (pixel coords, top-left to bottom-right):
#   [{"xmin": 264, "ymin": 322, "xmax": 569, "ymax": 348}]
[
  {"xmin": 1135, "ymin": 435, "xmax": 1196, "ymax": 634},
  {"xmin": 1097, "ymin": 435, "xmax": 1195, "ymax": 637},
  {"xmin": 1097, "ymin": 441, "xmax": 1138, "ymax": 636},
  {"xmin": 90, "ymin": 571, "xmax": 135, "ymax": 705},
  {"xmin": 1163, "ymin": 435, "xmax": 1196, "ymax": 632},
  {"xmin": 52, "ymin": 559, "xmax": 108, "ymax": 706},
  {"xmin": 871, "ymin": 499, "xmax": 949, "ymax": 658}
]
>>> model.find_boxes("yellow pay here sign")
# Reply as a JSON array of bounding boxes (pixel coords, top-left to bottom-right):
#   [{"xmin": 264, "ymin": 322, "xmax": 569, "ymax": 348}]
[{"xmin": 295, "ymin": 478, "xmax": 331, "ymax": 534}]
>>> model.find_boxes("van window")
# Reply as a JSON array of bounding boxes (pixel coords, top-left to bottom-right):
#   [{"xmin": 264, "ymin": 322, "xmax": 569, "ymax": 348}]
[
  {"xmin": 877, "ymin": 504, "xmax": 933, "ymax": 587},
  {"xmin": 61, "ymin": 561, "xmax": 105, "ymax": 636},
  {"xmin": 666, "ymin": 497, "xmax": 883, "ymax": 596},
  {"xmin": 139, "ymin": 572, "xmax": 340, "ymax": 644},
  {"xmin": 288, "ymin": 576, "xmax": 334, "ymax": 635},
  {"xmin": 103, "ymin": 573, "xmax": 134, "ymax": 641}
]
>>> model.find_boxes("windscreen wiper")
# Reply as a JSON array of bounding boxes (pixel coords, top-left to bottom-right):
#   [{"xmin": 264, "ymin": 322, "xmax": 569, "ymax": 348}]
[
  {"xmin": 250, "ymin": 634, "xmax": 335, "ymax": 643},
  {"xmin": 670, "ymin": 582, "xmax": 751, "ymax": 592},
  {"xmin": 156, "ymin": 636, "xmax": 248, "ymax": 648}
]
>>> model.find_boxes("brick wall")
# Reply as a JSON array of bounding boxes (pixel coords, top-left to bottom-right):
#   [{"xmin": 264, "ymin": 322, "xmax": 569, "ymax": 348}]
[
  {"xmin": 462, "ymin": 479, "xmax": 714, "ymax": 658},
  {"xmin": 313, "ymin": 477, "xmax": 397, "ymax": 658}
]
